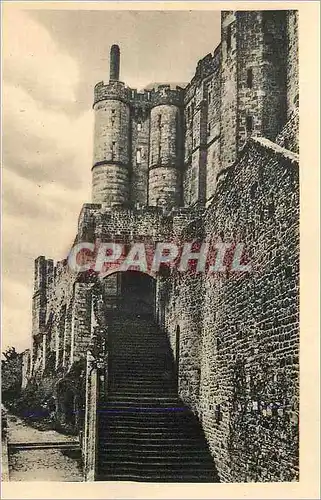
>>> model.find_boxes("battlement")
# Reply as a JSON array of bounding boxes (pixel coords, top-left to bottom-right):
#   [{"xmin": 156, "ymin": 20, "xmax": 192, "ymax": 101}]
[
  {"xmin": 150, "ymin": 85, "xmax": 184, "ymax": 108},
  {"xmin": 184, "ymin": 46, "xmax": 221, "ymax": 104},
  {"xmin": 93, "ymin": 80, "xmax": 130, "ymax": 105},
  {"xmin": 94, "ymin": 80, "xmax": 184, "ymax": 108}
]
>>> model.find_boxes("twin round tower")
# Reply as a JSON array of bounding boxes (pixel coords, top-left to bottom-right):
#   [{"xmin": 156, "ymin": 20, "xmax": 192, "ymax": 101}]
[{"xmin": 92, "ymin": 44, "xmax": 184, "ymax": 209}]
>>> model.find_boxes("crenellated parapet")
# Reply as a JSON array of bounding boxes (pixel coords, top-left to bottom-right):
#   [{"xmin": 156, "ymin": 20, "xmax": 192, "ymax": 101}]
[
  {"xmin": 94, "ymin": 81, "xmax": 185, "ymax": 109},
  {"xmin": 93, "ymin": 80, "xmax": 130, "ymax": 106},
  {"xmin": 150, "ymin": 85, "xmax": 184, "ymax": 108},
  {"xmin": 93, "ymin": 83, "xmax": 184, "ymax": 110},
  {"xmin": 184, "ymin": 49, "xmax": 221, "ymax": 105}
]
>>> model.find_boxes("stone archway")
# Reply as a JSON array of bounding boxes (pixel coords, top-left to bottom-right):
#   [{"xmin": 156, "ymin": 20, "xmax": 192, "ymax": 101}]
[{"xmin": 101, "ymin": 270, "xmax": 156, "ymax": 318}]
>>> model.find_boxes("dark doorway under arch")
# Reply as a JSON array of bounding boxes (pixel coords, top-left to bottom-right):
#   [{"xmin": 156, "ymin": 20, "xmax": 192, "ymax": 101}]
[{"xmin": 102, "ymin": 270, "xmax": 156, "ymax": 318}]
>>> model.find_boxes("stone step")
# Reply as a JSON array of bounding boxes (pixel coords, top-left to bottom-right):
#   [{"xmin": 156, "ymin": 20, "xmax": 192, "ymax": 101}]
[
  {"xmin": 96, "ymin": 472, "xmax": 216, "ymax": 482},
  {"xmin": 97, "ymin": 446, "xmax": 209, "ymax": 456},
  {"xmin": 98, "ymin": 407, "xmax": 194, "ymax": 417},
  {"xmin": 98, "ymin": 458, "xmax": 214, "ymax": 468},
  {"xmin": 107, "ymin": 395, "xmax": 179, "ymax": 401},
  {"xmin": 98, "ymin": 442, "xmax": 207, "ymax": 453},
  {"xmin": 100, "ymin": 426, "xmax": 201, "ymax": 436},
  {"xmin": 97, "ymin": 316, "xmax": 217, "ymax": 483},
  {"xmin": 109, "ymin": 374, "xmax": 172, "ymax": 379},
  {"xmin": 98, "ymin": 433, "xmax": 205, "ymax": 443}
]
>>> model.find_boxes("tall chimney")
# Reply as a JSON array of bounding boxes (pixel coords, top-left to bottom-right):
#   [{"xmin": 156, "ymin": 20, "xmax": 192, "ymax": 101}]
[{"xmin": 109, "ymin": 44, "xmax": 120, "ymax": 81}]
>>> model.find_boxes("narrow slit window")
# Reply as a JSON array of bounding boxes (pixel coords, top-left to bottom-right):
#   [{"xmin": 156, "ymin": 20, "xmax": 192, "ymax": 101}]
[
  {"xmin": 158, "ymin": 114, "xmax": 162, "ymax": 128},
  {"xmin": 246, "ymin": 115, "xmax": 253, "ymax": 133},
  {"xmin": 111, "ymin": 141, "xmax": 116, "ymax": 159},
  {"xmin": 208, "ymin": 90, "xmax": 212, "ymax": 104},
  {"xmin": 137, "ymin": 121, "xmax": 142, "ymax": 132},
  {"xmin": 247, "ymin": 68, "xmax": 253, "ymax": 88},
  {"xmin": 111, "ymin": 109, "xmax": 116, "ymax": 125},
  {"xmin": 208, "ymin": 123, "xmax": 211, "ymax": 136},
  {"xmin": 136, "ymin": 148, "xmax": 141, "ymax": 165}
]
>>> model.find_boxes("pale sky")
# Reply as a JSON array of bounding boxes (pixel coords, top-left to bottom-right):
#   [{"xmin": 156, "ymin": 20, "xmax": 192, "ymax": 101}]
[{"xmin": 2, "ymin": 6, "xmax": 221, "ymax": 353}]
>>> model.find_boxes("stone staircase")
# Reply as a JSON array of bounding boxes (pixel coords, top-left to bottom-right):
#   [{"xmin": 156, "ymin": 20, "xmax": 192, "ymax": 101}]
[{"xmin": 96, "ymin": 315, "xmax": 219, "ymax": 482}]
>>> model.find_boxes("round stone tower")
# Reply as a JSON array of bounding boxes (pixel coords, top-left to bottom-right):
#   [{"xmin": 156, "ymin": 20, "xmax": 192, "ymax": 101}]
[
  {"xmin": 148, "ymin": 86, "xmax": 184, "ymax": 208},
  {"xmin": 92, "ymin": 45, "xmax": 130, "ymax": 205}
]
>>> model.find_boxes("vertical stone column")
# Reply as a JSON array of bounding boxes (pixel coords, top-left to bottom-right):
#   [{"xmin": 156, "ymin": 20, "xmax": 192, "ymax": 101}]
[
  {"xmin": 70, "ymin": 283, "xmax": 93, "ymax": 366},
  {"xmin": 1, "ymin": 407, "xmax": 9, "ymax": 482},
  {"xmin": 82, "ymin": 286, "xmax": 107, "ymax": 481},
  {"xmin": 83, "ymin": 351, "xmax": 98, "ymax": 481}
]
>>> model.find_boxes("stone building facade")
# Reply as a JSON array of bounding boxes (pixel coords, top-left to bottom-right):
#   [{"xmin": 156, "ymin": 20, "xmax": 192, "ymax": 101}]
[{"xmin": 29, "ymin": 10, "xmax": 299, "ymax": 482}]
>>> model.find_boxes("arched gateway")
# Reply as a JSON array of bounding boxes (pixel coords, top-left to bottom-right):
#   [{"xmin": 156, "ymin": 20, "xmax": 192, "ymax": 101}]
[{"xmin": 101, "ymin": 270, "xmax": 156, "ymax": 318}]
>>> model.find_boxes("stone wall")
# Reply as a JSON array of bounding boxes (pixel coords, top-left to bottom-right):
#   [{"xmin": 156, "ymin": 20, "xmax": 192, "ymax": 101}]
[
  {"xmin": 260, "ymin": 11, "xmax": 287, "ymax": 140},
  {"xmin": 220, "ymin": 11, "xmax": 288, "ymax": 171},
  {"xmin": 163, "ymin": 137, "xmax": 299, "ymax": 482},
  {"xmin": 220, "ymin": 11, "xmax": 238, "ymax": 169},
  {"xmin": 276, "ymin": 108, "xmax": 299, "ymax": 154},
  {"xmin": 131, "ymin": 107, "xmax": 150, "ymax": 206},
  {"xmin": 286, "ymin": 11, "xmax": 299, "ymax": 119},
  {"xmin": 71, "ymin": 283, "xmax": 93, "ymax": 364},
  {"xmin": 206, "ymin": 47, "xmax": 221, "ymax": 199}
]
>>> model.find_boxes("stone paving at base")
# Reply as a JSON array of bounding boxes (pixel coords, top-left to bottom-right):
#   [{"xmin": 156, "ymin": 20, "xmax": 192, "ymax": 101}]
[{"xmin": 7, "ymin": 414, "xmax": 83, "ymax": 482}]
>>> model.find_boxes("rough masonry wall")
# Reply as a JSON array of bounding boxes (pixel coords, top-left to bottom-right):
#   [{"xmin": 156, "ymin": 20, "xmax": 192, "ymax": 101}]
[
  {"xmin": 165, "ymin": 265, "xmax": 204, "ymax": 415},
  {"xmin": 206, "ymin": 47, "xmax": 221, "ymax": 200},
  {"xmin": 95, "ymin": 206, "xmax": 173, "ymax": 248},
  {"xmin": 71, "ymin": 283, "xmax": 93, "ymax": 364},
  {"xmin": 286, "ymin": 11, "xmax": 299, "ymax": 119},
  {"xmin": 220, "ymin": 12, "xmax": 238, "ymax": 169},
  {"xmin": 130, "ymin": 109, "xmax": 150, "ymax": 206},
  {"xmin": 260, "ymin": 11, "xmax": 287, "ymax": 140},
  {"xmin": 220, "ymin": 11, "xmax": 288, "ymax": 170},
  {"xmin": 236, "ymin": 11, "xmax": 265, "ymax": 149},
  {"xmin": 164, "ymin": 137, "xmax": 299, "ymax": 482},
  {"xmin": 276, "ymin": 108, "xmax": 299, "ymax": 154}
]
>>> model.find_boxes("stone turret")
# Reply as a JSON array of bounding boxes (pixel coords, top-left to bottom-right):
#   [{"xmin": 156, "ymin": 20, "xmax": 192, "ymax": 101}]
[
  {"xmin": 148, "ymin": 85, "xmax": 184, "ymax": 208},
  {"xmin": 92, "ymin": 45, "xmax": 130, "ymax": 206}
]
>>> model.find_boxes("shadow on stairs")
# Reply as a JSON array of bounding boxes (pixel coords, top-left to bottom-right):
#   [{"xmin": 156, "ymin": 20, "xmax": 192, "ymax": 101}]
[{"xmin": 96, "ymin": 315, "xmax": 220, "ymax": 483}]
